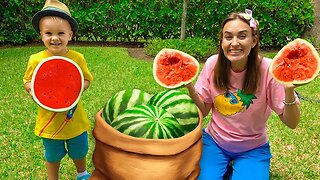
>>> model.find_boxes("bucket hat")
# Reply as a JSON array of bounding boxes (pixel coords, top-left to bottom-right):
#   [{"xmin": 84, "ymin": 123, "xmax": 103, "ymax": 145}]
[{"xmin": 32, "ymin": 0, "xmax": 78, "ymax": 34}]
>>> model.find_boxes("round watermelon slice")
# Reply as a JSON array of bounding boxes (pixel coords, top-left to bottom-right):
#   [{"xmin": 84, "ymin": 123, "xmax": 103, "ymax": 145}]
[
  {"xmin": 153, "ymin": 49, "xmax": 199, "ymax": 89},
  {"xmin": 31, "ymin": 56, "xmax": 84, "ymax": 112},
  {"xmin": 270, "ymin": 38, "xmax": 320, "ymax": 85}
]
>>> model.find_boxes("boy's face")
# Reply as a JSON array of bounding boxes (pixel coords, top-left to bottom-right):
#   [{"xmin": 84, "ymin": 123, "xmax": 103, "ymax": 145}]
[{"xmin": 39, "ymin": 16, "xmax": 73, "ymax": 56}]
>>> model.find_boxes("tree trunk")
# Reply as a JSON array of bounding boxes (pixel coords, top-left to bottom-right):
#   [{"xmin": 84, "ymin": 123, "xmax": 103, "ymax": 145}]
[
  {"xmin": 304, "ymin": 0, "xmax": 320, "ymax": 46},
  {"xmin": 180, "ymin": 0, "xmax": 187, "ymax": 40},
  {"xmin": 22, "ymin": 0, "xmax": 27, "ymax": 29}
]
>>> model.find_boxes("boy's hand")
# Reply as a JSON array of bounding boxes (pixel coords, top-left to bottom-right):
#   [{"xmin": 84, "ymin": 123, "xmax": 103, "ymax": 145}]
[
  {"xmin": 83, "ymin": 80, "xmax": 90, "ymax": 91},
  {"xmin": 24, "ymin": 82, "xmax": 33, "ymax": 97}
]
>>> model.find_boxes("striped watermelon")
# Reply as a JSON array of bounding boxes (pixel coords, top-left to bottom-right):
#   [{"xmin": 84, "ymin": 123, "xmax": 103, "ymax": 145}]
[
  {"xmin": 147, "ymin": 90, "xmax": 199, "ymax": 133},
  {"xmin": 102, "ymin": 89, "xmax": 151, "ymax": 124},
  {"xmin": 111, "ymin": 105, "xmax": 184, "ymax": 139}
]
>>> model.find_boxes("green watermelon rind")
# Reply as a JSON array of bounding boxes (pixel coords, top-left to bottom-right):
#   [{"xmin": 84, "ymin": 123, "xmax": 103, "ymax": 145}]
[
  {"xmin": 111, "ymin": 104, "xmax": 185, "ymax": 139},
  {"xmin": 147, "ymin": 89, "xmax": 199, "ymax": 134},
  {"xmin": 30, "ymin": 56, "xmax": 84, "ymax": 112},
  {"xmin": 270, "ymin": 38, "xmax": 320, "ymax": 85},
  {"xmin": 153, "ymin": 48, "xmax": 200, "ymax": 89},
  {"xmin": 102, "ymin": 89, "xmax": 152, "ymax": 124}
]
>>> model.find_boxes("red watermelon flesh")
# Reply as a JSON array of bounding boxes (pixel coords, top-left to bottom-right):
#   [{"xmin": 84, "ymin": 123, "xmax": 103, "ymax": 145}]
[
  {"xmin": 270, "ymin": 38, "xmax": 320, "ymax": 85},
  {"xmin": 153, "ymin": 49, "xmax": 199, "ymax": 89},
  {"xmin": 32, "ymin": 57, "xmax": 84, "ymax": 112}
]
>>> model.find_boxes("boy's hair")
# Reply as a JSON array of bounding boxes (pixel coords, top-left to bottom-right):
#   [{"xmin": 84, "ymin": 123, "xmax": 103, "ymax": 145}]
[
  {"xmin": 32, "ymin": 0, "xmax": 78, "ymax": 34},
  {"xmin": 214, "ymin": 12, "xmax": 261, "ymax": 94}
]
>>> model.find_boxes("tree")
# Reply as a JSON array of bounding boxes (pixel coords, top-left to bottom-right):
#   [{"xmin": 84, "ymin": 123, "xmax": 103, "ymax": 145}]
[
  {"xmin": 305, "ymin": 0, "xmax": 320, "ymax": 46},
  {"xmin": 180, "ymin": 0, "xmax": 187, "ymax": 40}
]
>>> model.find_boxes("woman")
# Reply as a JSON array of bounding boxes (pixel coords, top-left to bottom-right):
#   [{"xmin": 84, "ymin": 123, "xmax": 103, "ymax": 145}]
[{"xmin": 186, "ymin": 9, "xmax": 300, "ymax": 179}]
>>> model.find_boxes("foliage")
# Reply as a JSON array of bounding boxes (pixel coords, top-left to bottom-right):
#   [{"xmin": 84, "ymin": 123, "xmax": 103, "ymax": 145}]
[
  {"xmin": 0, "ymin": 0, "xmax": 42, "ymax": 44},
  {"xmin": 250, "ymin": 0, "xmax": 315, "ymax": 47},
  {"xmin": 145, "ymin": 38, "xmax": 217, "ymax": 61},
  {"xmin": 0, "ymin": 0, "xmax": 315, "ymax": 48}
]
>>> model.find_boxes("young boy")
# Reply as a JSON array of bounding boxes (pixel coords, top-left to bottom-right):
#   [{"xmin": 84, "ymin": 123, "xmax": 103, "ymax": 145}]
[{"xmin": 23, "ymin": 0, "xmax": 93, "ymax": 179}]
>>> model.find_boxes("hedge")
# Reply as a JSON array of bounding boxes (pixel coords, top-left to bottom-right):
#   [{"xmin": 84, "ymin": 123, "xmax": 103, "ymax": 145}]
[{"xmin": 0, "ymin": 0, "xmax": 314, "ymax": 48}]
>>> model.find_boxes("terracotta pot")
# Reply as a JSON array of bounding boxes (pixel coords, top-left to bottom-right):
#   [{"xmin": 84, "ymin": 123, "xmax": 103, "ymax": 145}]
[{"xmin": 90, "ymin": 109, "xmax": 203, "ymax": 180}]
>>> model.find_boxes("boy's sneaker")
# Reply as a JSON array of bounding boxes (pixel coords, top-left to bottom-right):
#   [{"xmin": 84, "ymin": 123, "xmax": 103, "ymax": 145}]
[{"xmin": 76, "ymin": 173, "xmax": 90, "ymax": 180}]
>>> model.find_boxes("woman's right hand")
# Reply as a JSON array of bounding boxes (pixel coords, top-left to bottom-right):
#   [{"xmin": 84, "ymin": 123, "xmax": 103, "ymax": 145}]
[{"xmin": 185, "ymin": 82, "xmax": 212, "ymax": 117}]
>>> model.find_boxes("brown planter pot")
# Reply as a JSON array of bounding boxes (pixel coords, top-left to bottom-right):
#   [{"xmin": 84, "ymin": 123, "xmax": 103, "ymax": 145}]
[{"xmin": 90, "ymin": 109, "xmax": 203, "ymax": 180}]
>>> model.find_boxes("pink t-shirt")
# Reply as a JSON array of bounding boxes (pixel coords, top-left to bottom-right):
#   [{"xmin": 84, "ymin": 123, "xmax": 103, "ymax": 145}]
[{"xmin": 195, "ymin": 55, "xmax": 289, "ymax": 153}]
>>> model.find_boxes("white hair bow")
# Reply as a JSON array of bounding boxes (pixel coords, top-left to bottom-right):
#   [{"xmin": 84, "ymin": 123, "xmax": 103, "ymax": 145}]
[{"xmin": 239, "ymin": 9, "xmax": 258, "ymax": 30}]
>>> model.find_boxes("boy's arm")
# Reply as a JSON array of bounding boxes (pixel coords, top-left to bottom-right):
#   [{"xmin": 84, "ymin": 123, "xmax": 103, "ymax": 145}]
[
  {"xmin": 83, "ymin": 80, "xmax": 90, "ymax": 91},
  {"xmin": 24, "ymin": 82, "xmax": 32, "ymax": 95}
]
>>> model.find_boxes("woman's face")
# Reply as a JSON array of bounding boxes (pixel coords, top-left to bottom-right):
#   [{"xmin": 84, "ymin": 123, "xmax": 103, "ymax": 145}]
[{"xmin": 221, "ymin": 19, "xmax": 257, "ymax": 67}]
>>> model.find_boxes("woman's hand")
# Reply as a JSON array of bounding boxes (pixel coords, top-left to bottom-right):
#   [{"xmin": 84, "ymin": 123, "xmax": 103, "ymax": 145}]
[
  {"xmin": 185, "ymin": 82, "xmax": 212, "ymax": 117},
  {"xmin": 281, "ymin": 84, "xmax": 300, "ymax": 129}
]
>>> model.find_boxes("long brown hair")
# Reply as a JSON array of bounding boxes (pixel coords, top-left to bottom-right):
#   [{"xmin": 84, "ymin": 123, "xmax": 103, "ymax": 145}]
[{"xmin": 213, "ymin": 12, "xmax": 261, "ymax": 94}]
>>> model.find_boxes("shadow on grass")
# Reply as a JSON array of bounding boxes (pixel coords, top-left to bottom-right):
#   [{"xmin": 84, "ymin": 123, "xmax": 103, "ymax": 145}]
[{"xmin": 270, "ymin": 172, "xmax": 284, "ymax": 180}]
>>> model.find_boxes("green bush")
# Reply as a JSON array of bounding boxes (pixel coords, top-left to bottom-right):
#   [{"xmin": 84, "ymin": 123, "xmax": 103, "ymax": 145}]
[
  {"xmin": 0, "ymin": 0, "xmax": 314, "ymax": 48},
  {"xmin": 0, "ymin": 0, "xmax": 41, "ymax": 44},
  {"xmin": 250, "ymin": 0, "xmax": 315, "ymax": 47},
  {"xmin": 145, "ymin": 38, "xmax": 217, "ymax": 62}
]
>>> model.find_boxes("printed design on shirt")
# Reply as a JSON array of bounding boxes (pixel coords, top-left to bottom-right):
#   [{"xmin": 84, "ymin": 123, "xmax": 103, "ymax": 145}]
[{"xmin": 214, "ymin": 89, "xmax": 257, "ymax": 116}]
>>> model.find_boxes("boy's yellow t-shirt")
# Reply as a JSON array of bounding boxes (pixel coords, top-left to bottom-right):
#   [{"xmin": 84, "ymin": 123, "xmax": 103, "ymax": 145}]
[{"xmin": 23, "ymin": 50, "xmax": 93, "ymax": 139}]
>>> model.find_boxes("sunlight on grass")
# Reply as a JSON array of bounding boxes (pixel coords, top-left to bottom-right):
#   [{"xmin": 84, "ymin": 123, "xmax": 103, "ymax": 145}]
[{"xmin": 0, "ymin": 46, "xmax": 319, "ymax": 179}]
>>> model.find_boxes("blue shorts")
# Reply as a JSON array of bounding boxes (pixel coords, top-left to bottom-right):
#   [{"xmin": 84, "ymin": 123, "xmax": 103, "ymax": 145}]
[
  {"xmin": 199, "ymin": 130, "xmax": 272, "ymax": 180},
  {"xmin": 42, "ymin": 131, "xmax": 89, "ymax": 163}
]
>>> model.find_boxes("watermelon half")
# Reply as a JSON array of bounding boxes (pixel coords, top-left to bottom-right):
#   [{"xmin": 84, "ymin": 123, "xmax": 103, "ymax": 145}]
[
  {"xmin": 153, "ymin": 49, "xmax": 199, "ymax": 89},
  {"xmin": 31, "ymin": 56, "xmax": 84, "ymax": 112},
  {"xmin": 270, "ymin": 38, "xmax": 320, "ymax": 85}
]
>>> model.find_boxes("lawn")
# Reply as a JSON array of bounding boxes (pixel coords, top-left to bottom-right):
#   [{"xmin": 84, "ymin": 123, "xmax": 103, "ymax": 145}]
[{"xmin": 0, "ymin": 46, "xmax": 319, "ymax": 179}]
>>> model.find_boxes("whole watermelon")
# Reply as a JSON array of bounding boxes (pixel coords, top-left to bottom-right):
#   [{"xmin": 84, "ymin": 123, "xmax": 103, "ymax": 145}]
[
  {"xmin": 111, "ymin": 105, "xmax": 185, "ymax": 139},
  {"xmin": 102, "ymin": 89, "xmax": 151, "ymax": 124},
  {"xmin": 147, "ymin": 90, "xmax": 199, "ymax": 134}
]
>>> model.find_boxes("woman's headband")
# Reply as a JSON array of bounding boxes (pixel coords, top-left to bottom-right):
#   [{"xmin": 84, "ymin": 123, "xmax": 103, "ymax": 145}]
[{"xmin": 238, "ymin": 9, "xmax": 259, "ymax": 30}]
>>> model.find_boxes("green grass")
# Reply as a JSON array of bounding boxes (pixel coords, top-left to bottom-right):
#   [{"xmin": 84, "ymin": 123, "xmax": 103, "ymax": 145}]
[{"xmin": 0, "ymin": 46, "xmax": 319, "ymax": 179}]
